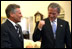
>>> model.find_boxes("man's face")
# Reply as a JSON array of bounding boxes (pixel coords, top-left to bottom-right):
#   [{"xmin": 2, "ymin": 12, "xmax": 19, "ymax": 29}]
[
  {"xmin": 12, "ymin": 8, "xmax": 22, "ymax": 23},
  {"xmin": 48, "ymin": 7, "xmax": 59, "ymax": 21}
]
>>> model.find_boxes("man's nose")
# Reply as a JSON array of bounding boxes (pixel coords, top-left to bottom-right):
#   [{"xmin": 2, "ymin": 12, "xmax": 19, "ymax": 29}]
[{"xmin": 50, "ymin": 14, "xmax": 54, "ymax": 17}]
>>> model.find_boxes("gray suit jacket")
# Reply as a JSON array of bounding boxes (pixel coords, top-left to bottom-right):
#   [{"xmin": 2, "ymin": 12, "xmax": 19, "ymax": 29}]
[
  {"xmin": 1, "ymin": 19, "xmax": 24, "ymax": 48},
  {"xmin": 33, "ymin": 18, "xmax": 71, "ymax": 48}
]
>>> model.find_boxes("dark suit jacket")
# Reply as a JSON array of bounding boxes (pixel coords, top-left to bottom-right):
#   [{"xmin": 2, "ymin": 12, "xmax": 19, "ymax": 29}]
[
  {"xmin": 1, "ymin": 19, "xmax": 24, "ymax": 48},
  {"xmin": 33, "ymin": 18, "xmax": 71, "ymax": 48}
]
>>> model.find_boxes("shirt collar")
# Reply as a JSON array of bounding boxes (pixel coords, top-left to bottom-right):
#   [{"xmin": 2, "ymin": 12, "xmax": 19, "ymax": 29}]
[
  {"xmin": 50, "ymin": 18, "xmax": 57, "ymax": 23},
  {"xmin": 54, "ymin": 18, "xmax": 57, "ymax": 22},
  {"xmin": 8, "ymin": 19, "xmax": 17, "ymax": 27}
]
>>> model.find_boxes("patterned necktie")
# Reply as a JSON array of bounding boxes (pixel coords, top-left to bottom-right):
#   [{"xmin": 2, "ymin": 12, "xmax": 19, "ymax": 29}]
[
  {"xmin": 52, "ymin": 21, "xmax": 57, "ymax": 39},
  {"xmin": 15, "ymin": 25, "xmax": 21, "ymax": 38},
  {"xmin": 15, "ymin": 24, "xmax": 23, "ymax": 42}
]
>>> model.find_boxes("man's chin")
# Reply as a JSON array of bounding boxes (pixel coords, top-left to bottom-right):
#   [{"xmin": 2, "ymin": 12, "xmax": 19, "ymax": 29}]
[{"xmin": 50, "ymin": 18, "xmax": 56, "ymax": 21}]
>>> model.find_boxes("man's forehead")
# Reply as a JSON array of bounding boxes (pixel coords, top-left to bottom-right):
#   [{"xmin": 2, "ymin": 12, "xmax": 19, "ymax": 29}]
[
  {"xmin": 48, "ymin": 8, "xmax": 58, "ymax": 12},
  {"xmin": 14, "ymin": 8, "xmax": 21, "ymax": 12},
  {"xmin": 49, "ymin": 7, "xmax": 58, "ymax": 10}
]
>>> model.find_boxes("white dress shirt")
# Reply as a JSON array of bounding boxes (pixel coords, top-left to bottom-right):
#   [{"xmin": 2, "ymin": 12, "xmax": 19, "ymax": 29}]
[
  {"xmin": 50, "ymin": 18, "xmax": 57, "ymax": 29},
  {"xmin": 8, "ymin": 19, "xmax": 17, "ymax": 29}
]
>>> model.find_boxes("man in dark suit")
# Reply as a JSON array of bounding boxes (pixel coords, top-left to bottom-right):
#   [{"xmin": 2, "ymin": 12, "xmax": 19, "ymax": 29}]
[
  {"xmin": 1, "ymin": 4, "xmax": 24, "ymax": 48},
  {"xmin": 33, "ymin": 3, "xmax": 71, "ymax": 48}
]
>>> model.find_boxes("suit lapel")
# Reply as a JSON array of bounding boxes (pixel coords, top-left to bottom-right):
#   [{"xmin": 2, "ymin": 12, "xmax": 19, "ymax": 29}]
[
  {"xmin": 56, "ymin": 19, "xmax": 63, "ymax": 39},
  {"xmin": 6, "ymin": 19, "xmax": 22, "ymax": 41},
  {"xmin": 6, "ymin": 19, "xmax": 17, "ymax": 33},
  {"xmin": 46, "ymin": 18, "xmax": 63, "ymax": 39},
  {"xmin": 45, "ymin": 18, "xmax": 54, "ymax": 39},
  {"xmin": 45, "ymin": 18, "xmax": 63, "ymax": 39}
]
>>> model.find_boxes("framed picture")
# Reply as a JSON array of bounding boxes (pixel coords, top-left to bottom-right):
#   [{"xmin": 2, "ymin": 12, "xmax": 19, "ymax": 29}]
[{"xmin": 34, "ymin": 12, "xmax": 43, "ymax": 23}]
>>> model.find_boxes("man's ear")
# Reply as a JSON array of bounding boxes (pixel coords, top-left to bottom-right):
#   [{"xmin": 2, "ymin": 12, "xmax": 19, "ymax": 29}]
[{"xmin": 10, "ymin": 12, "xmax": 14, "ymax": 17}]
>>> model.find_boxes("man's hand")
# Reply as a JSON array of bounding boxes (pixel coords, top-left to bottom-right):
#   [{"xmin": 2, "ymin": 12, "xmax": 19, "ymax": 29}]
[{"xmin": 38, "ymin": 20, "xmax": 45, "ymax": 30}]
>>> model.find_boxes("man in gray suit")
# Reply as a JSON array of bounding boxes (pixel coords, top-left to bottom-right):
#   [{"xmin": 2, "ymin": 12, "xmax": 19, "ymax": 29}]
[
  {"xmin": 1, "ymin": 4, "xmax": 24, "ymax": 48},
  {"xmin": 33, "ymin": 3, "xmax": 71, "ymax": 48}
]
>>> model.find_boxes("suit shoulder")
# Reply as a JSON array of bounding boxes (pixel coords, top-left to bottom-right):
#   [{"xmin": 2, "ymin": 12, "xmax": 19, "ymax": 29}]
[{"xmin": 58, "ymin": 18, "xmax": 69, "ymax": 23}]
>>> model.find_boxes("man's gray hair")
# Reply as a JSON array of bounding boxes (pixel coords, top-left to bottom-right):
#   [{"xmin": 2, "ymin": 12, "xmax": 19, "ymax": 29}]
[
  {"xmin": 5, "ymin": 4, "xmax": 20, "ymax": 18},
  {"xmin": 48, "ymin": 3, "xmax": 61, "ymax": 13}
]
